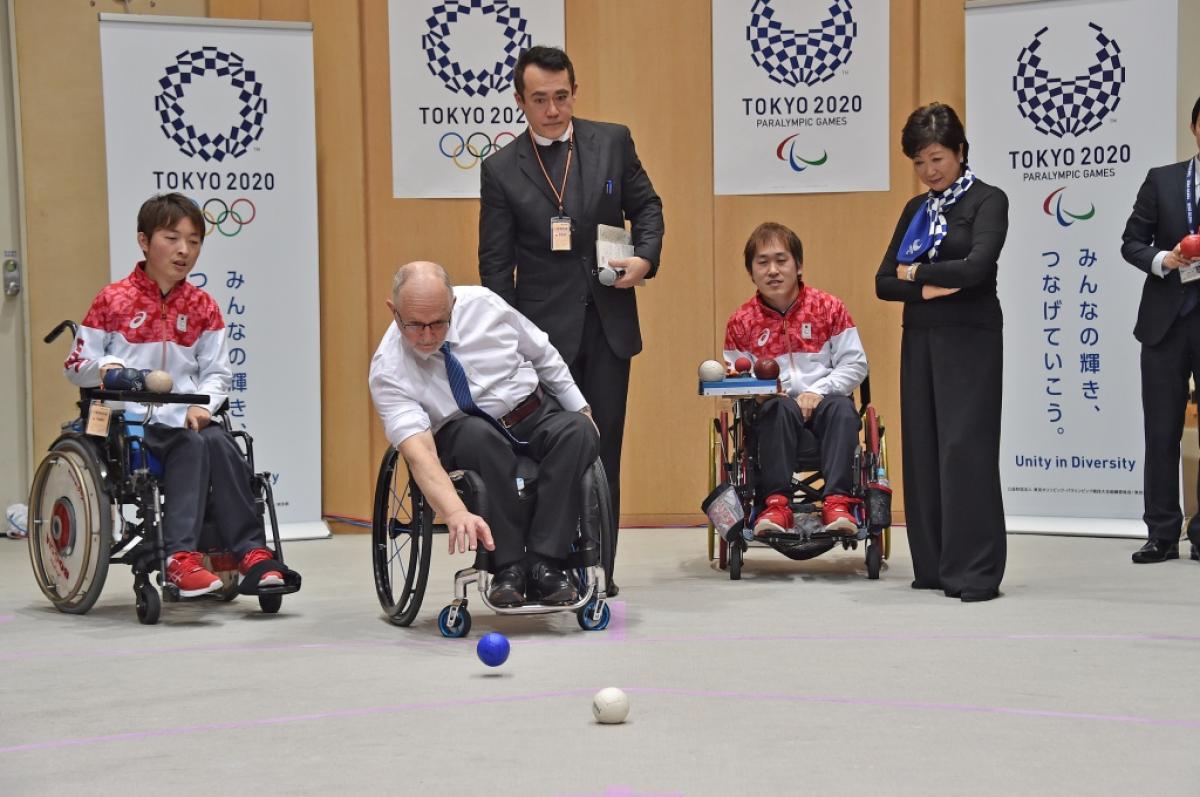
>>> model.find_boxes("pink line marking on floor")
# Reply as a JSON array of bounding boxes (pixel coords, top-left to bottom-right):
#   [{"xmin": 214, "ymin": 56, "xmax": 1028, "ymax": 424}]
[{"xmin": 0, "ymin": 615, "xmax": 14, "ymax": 624}]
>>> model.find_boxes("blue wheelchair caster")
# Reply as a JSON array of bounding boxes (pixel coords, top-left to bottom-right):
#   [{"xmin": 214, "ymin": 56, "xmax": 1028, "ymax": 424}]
[
  {"xmin": 576, "ymin": 598, "xmax": 610, "ymax": 631},
  {"xmin": 438, "ymin": 603, "xmax": 472, "ymax": 638}
]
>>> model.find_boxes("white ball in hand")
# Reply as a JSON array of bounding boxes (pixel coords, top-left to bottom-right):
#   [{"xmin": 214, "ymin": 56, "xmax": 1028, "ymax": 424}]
[
  {"xmin": 697, "ymin": 359, "xmax": 726, "ymax": 382},
  {"xmin": 592, "ymin": 687, "xmax": 630, "ymax": 724},
  {"xmin": 145, "ymin": 370, "xmax": 173, "ymax": 393}
]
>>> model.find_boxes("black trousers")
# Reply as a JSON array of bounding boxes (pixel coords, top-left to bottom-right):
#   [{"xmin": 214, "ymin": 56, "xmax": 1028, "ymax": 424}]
[
  {"xmin": 568, "ymin": 303, "xmax": 630, "ymax": 574},
  {"xmin": 900, "ymin": 325, "xmax": 1006, "ymax": 594},
  {"xmin": 142, "ymin": 423, "xmax": 265, "ymax": 558},
  {"xmin": 434, "ymin": 395, "xmax": 599, "ymax": 569},
  {"xmin": 1140, "ymin": 309, "xmax": 1200, "ymax": 543},
  {"xmin": 755, "ymin": 395, "xmax": 861, "ymax": 498}
]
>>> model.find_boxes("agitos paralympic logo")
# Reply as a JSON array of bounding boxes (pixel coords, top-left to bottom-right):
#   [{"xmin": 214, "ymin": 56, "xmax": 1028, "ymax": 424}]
[
  {"xmin": 776, "ymin": 134, "xmax": 827, "ymax": 172},
  {"xmin": 1043, "ymin": 187, "xmax": 1095, "ymax": 227}
]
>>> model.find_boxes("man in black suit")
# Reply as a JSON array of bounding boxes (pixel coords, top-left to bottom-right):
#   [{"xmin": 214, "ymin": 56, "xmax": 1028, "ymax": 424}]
[
  {"xmin": 1121, "ymin": 96, "xmax": 1200, "ymax": 564},
  {"xmin": 479, "ymin": 45, "xmax": 665, "ymax": 590}
]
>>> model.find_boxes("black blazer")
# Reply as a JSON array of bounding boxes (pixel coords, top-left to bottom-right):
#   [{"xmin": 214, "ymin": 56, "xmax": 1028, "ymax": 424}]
[
  {"xmin": 478, "ymin": 118, "xmax": 664, "ymax": 362},
  {"xmin": 1121, "ymin": 159, "xmax": 1193, "ymax": 346}
]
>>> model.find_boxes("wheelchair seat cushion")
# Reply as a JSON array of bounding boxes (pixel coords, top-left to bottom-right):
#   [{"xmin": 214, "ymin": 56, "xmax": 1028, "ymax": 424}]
[{"xmin": 236, "ymin": 559, "xmax": 302, "ymax": 595}]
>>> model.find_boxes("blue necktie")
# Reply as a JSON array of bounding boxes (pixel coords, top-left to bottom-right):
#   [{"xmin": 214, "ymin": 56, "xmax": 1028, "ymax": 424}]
[{"xmin": 440, "ymin": 342, "xmax": 525, "ymax": 448}]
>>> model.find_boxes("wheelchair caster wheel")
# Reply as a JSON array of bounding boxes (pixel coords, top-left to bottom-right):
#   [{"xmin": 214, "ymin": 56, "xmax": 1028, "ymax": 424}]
[
  {"xmin": 135, "ymin": 583, "xmax": 161, "ymax": 625},
  {"xmin": 258, "ymin": 592, "xmax": 283, "ymax": 614},
  {"xmin": 577, "ymin": 598, "xmax": 611, "ymax": 631},
  {"xmin": 729, "ymin": 541, "xmax": 743, "ymax": 580},
  {"xmin": 437, "ymin": 604, "xmax": 472, "ymax": 638},
  {"xmin": 866, "ymin": 536, "xmax": 883, "ymax": 580}
]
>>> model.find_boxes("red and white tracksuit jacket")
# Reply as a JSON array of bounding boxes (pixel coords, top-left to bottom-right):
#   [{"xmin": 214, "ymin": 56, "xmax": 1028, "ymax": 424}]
[
  {"xmin": 64, "ymin": 263, "xmax": 231, "ymax": 428},
  {"xmin": 724, "ymin": 286, "xmax": 867, "ymax": 398}
]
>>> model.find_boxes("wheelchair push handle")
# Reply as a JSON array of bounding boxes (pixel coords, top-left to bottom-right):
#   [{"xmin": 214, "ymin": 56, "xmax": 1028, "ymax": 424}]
[{"xmin": 44, "ymin": 319, "xmax": 78, "ymax": 345}]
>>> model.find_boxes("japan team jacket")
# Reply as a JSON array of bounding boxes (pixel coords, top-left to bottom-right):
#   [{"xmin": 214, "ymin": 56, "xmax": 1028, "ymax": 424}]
[
  {"xmin": 724, "ymin": 285, "xmax": 868, "ymax": 399},
  {"xmin": 64, "ymin": 263, "xmax": 231, "ymax": 428}
]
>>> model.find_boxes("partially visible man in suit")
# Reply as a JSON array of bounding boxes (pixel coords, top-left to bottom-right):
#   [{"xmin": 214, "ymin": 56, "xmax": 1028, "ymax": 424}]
[
  {"xmin": 479, "ymin": 45, "xmax": 664, "ymax": 592},
  {"xmin": 1121, "ymin": 95, "xmax": 1200, "ymax": 564}
]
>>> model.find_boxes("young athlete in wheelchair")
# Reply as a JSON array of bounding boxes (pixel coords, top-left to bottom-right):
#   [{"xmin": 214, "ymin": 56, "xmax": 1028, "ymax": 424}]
[
  {"xmin": 368, "ymin": 262, "xmax": 613, "ymax": 638},
  {"xmin": 27, "ymin": 193, "xmax": 300, "ymax": 623},
  {"xmin": 703, "ymin": 222, "xmax": 891, "ymax": 579}
]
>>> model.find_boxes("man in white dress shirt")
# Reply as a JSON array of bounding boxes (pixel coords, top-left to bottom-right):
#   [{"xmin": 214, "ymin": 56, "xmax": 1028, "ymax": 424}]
[{"xmin": 369, "ymin": 261, "xmax": 599, "ymax": 607}]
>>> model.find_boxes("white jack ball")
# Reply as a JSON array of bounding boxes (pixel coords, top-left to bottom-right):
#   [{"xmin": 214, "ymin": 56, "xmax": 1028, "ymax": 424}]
[
  {"xmin": 592, "ymin": 687, "xmax": 630, "ymax": 724},
  {"xmin": 144, "ymin": 370, "xmax": 173, "ymax": 393},
  {"xmin": 697, "ymin": 359, "xmax": 726, "ymax": 382}
]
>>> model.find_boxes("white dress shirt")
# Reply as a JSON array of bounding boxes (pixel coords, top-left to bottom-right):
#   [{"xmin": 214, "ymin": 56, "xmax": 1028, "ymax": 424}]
[{"xmin": 369, "ymin": 285, "xmax": 587, "ymax": 447}]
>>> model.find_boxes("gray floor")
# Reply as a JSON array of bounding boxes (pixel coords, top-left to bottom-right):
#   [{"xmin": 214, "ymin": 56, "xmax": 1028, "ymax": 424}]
[{"xmin": 1, "ymin": 528, "xmax": 1198, "ymax": 796}]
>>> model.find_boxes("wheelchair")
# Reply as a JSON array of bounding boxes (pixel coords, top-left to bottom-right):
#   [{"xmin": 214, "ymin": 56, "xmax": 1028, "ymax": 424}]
[
  {"xmin": 703, "ymin": 377, "xmax": 891, "ymax": 580},
  {"xmin": 26, "ymin": 321, "xmax": 300, "ymax": 624},
  {"xmin": 371, "ymin": 445, "xmax": 614, "ymax": 638}
]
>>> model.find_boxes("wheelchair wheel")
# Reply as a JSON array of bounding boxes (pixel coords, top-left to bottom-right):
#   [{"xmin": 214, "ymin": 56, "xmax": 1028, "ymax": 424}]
[
  {"xmin": 865, "ymin": 407, "xmax": 892, "ymax": 561},
  {"xmin": 729, "ymin": 540, "xmax": 743, "ymax": 580},
  {"xmin": 28, "ymin": 437, "xmax": 113, "ymax": 615},
  {"xmin": 258, "ymin": 592, "xmax": 283, "ymax": 614},
  {"xmin": 372, "ymin": 448, "xmax": 433, "ymax": 627},
  {"xmin": 135, "ymin": 580, "xmax": 161, "ymax": 625},
  {"xmin": 437, "ymin": 604, "xmax": 472, "ymax": 638},
  {"xmin": 865, "ymin": 534, "xmax": 883, "ymax": 580},
  {"xmin": 577, "ymin": 597, "xmax": 611, "ymax": 631}
]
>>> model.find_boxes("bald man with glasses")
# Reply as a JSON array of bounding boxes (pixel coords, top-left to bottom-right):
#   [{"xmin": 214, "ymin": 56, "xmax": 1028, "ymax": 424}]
[{"xmin": 369, "ymin": 261, "xmax": 599, "ymax": 607}]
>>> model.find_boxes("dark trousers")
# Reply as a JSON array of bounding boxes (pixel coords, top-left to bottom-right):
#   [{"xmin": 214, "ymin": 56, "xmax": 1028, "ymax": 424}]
[
  {"xmin": 568, "ymin": 304, "xmax": 630, "ymax": 574},
  {"xmin": 755, "ymin": 395, "xmax": 861, "ymax": 498},
  {"xmin": 142, "ymin": 423, "xmax": 265, "ymax": 558},
  {"xmin": 434, "ymin": 395, "xmax": 599, "ymax": 569},
  {"xmin": 1140, "ymin": 310, "xmax": 1200, "ymax": 542},
  {"xmin": 900, "ymin": 326, "xmax": 1006, "ymax": 594}
]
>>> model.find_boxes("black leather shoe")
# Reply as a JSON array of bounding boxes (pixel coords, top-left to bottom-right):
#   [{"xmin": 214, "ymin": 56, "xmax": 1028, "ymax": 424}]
[
  {"xmin": 1131, "ymin": 539, "xmax": 1179, "ymax": 564},
  {"xmin": 1192, "ymin": 544, "xmax": 1199, "ymax": 562},
  {"xmin": 960, "ymin": 589, "xmax": 1000, "ymax": 603},
  {"xmin": 487, "ymin": 564, "xmax": 526, "ymax": 607},
  {"xmin": 530, "ymin": 562, "xmax": 578, "ymax": 605},
  {"xmin": 911, "ymin": 580, "xmax": 941, "ymax": 590},
  {"xmin": 606, "ymin": 579, "xmax": 619, "ymax": 597}
]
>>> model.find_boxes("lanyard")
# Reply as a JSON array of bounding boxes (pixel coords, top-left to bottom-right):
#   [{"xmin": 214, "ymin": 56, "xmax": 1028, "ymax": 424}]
[
  {"xmin": 1189, "ymin": 158, "xmax": 1197, "ymax": 234},
  {"xmin": 529, "ymin": 130, "xmax": 574, "ymax": 215}
]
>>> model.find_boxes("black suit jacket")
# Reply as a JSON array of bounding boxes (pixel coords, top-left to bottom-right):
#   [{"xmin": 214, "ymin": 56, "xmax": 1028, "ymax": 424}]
[
  {"xmin": 1122, "ymin": 159, "xmax": 1194, "ymax": 346},
  {"xmin": 478, "ymin": 118, "xmax": 664, "ymax": 363}
]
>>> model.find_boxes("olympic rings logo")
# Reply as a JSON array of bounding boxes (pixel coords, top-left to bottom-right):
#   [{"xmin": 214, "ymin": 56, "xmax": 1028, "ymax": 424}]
[
  {"xmin": 438, "ymin": 131, "xmax": 516, "ymax": 170},
  {"xmin": 202, "ymin": 198, "xmax": 257, "ymax": 237}
]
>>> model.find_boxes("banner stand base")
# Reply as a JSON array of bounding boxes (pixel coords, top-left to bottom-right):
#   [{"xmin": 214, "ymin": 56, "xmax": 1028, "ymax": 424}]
[
  {"xmin": 276, "ymin": 521, "xmax": 332, "ymax": 542},
  {"xmin": 1005, "ymin": 515, "xmax": 1143, "ymax": 539}
]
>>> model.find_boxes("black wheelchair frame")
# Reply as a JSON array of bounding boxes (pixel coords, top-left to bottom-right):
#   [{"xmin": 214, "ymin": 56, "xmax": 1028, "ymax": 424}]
[
  {"xmin": 27, "ymin": 320, "xmax": 298, "ymax": 624},
  {"xmin": 706, "ymin": 377, "xmax": 891, "ymax": 580},
  {"xmin": 371, "ymin": 447, "xmax": 614, "ymax": 638}
]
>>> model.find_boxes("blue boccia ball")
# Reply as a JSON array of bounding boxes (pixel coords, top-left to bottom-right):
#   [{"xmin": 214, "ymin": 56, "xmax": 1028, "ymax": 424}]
[{"xmin": 476, "ymin": 632, "xmax": 510, "ymax": 667}]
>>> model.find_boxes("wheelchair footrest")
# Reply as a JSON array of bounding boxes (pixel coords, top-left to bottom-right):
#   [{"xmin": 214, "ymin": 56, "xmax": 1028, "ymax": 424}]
[{"xmin": 236, "ymin": 560, "xmax": 302, "ymax": 595}]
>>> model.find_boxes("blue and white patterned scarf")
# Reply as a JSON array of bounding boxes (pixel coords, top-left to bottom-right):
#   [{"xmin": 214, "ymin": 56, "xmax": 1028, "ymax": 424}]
[{"xmin": 897, "ymin": 168, "xmax": 977, "ymax": 263}]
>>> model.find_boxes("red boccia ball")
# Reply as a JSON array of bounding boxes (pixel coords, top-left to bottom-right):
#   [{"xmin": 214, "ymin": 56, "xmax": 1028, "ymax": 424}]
[
  {"xmin": 753, "ymin": 358, "xmax": 780, "ymax": 380},
  {"xmin": 733, "ymin": 356, "xmax": 753, "ymax": 375},
  {"xmin": 1182, "ymin": 234, "xmax": 1200, "ymax": 260}
]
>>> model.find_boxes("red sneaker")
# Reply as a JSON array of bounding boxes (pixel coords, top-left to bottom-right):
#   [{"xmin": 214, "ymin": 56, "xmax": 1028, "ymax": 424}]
[
  {"xmin": 822, "ymin": 494, "xmax": 859, "ymax": 535},
  {"xmin": 166, "ymin": 551, "xmax": 223, "ymax": 597},
  {"xmin": 239, "ymin": 548, "xmax": 284, "ymax": 588},
  {"xmin": 753, "ymin": 494, "xmax": 794, "ymax": 537}
]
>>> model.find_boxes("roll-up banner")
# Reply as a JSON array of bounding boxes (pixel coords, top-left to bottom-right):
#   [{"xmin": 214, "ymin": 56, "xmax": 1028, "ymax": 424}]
[
  {"xmin": 99, "ymin": 14, "xmax": 327, "ymax": 541},
  {"xmin": 967, "ymin": 0, "xmax": 1178, "ymax": 536}
]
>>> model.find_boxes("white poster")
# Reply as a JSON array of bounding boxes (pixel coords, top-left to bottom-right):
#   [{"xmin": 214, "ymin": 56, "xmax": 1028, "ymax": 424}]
[
  {"xmin": 99, "ymin": 15, "xmax": 327, "ymax": 540},
  {"xmin": 388, "ymin": 0, "xmax": 565, "ymax": 199},
  {"xmin": 712, "ymin": 0, "xmax": 889, "ymax": 195},
  {"xmin": 967, "ymin": 0, "xmax": 1177, "ymax": 535}
]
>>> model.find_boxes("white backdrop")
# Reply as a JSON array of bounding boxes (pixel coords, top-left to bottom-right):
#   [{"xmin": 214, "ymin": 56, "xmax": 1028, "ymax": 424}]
[
  {"xmin": 99, "ymin": 15, "xmax": 327, "ymax": 541},
  {"xmin": 711, "ymin": 0, "xmax": 889, "ymax": 195},
  {"xmin": 967, "ymin": 0, "xmax": 1178, "ymax": 535},
  {"xmin": 388, "ymin": 0, "xmax": 564, "ymax": 199}
]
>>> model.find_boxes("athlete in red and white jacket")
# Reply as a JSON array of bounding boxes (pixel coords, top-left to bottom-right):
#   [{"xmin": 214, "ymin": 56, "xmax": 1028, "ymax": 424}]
[
  {"xmin": 65, "ymin": 257, "xmax": 230, "ymax": 429},
  {"xmin": 64, "ymin": 193, "xmax": 284, "ymax": 598},
  {"xmin": 725, "ymin": 223, "xmax": 868, "ymax": 537}
]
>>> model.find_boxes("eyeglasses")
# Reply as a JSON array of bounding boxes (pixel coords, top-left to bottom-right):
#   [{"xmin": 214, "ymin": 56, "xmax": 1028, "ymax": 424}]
[{"xmin": 394, "ymin": 311, "xmax": 451, "ymax": 335}]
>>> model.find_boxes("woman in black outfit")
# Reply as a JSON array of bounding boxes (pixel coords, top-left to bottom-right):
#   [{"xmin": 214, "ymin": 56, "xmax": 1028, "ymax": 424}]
[{"xmin": 875, "ymin": 103, "xmax": 1009, "ymax": 602}]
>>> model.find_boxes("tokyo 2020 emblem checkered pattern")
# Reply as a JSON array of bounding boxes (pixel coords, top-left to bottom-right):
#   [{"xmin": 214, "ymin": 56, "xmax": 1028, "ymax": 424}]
[
  {"xmin": 746, "ymin": 0, "xmax": 857, "ymax": 88},
  {"xmin": 154, "ymin": 47, "xmax": 267, "ymax": 162},
  {"xmin": 1012, "ymin": 23, "xmax": 1125, "ymax": 139},
  {"xmin": 423, "ymin": 1, "xmax": 531, "ymax": 97}
]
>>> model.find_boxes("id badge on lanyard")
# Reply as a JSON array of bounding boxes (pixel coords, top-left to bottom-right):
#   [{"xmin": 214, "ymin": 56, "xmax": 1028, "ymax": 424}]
[{"xmin": 1182, "ymin": 159, "xmax": 1200, "ymax": 283}]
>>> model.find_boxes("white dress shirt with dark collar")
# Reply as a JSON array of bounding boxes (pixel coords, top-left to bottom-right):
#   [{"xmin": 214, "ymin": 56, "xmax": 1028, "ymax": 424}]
[{"xmin": 369, "ymin": 285, "xmax": 587, "ymax": 447}]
